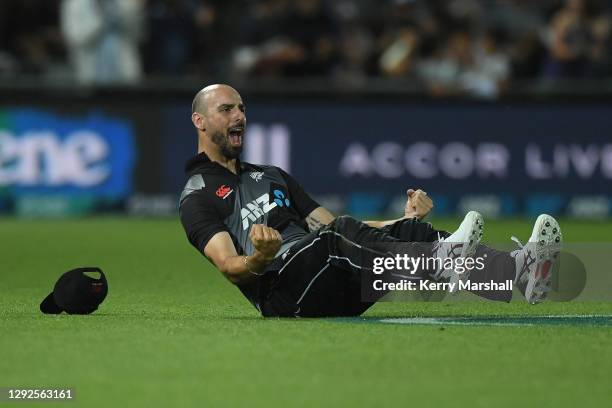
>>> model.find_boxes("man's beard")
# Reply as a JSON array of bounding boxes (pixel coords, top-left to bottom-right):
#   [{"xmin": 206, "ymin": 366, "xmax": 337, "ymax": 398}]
[{"xmin": 211, "ymin": 130, "xmax": 242, "ymax": 159}]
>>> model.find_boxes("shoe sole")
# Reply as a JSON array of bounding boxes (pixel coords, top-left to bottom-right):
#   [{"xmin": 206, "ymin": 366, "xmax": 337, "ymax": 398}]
[
  {"xmin": 459, "ymin": 211, "xmax": 484, "ymax": 259},
  {"xmin": 525, "ymin": 214, "xmax": 563, "ymax": 303}
]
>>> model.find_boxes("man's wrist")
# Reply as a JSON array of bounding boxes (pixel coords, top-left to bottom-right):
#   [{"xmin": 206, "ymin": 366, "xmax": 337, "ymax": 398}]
[
  {"xmin": 245, "ymin": 250, "xmax": 275, "ymax": 274},
  {"xmin": 250, "ymin": 250, "xmax": 275, "ymax": 263},
  {"xmin": 244, "ymin": 255, "xmax": 264, "ymax": 276}
]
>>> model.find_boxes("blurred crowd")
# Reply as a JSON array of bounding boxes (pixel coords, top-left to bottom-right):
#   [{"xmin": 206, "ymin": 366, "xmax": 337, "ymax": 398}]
[{"xmin": 0, "ymin": 0, "xmax": 611, "ymax": 97}]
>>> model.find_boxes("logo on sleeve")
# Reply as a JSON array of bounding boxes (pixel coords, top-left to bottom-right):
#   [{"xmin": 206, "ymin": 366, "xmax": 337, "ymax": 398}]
[{"xmin": 216, "ymin": 185, "xmax": 234, "ymax": 199}]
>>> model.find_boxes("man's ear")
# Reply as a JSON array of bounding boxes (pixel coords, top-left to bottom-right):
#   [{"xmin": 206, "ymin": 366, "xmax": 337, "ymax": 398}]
[{"xmin": 191, "ymin": 112, "xmax": 205, "ymax": 131}]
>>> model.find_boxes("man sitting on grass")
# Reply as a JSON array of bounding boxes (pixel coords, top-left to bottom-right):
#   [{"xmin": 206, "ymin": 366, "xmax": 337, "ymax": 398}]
[{"xmin": 179, "ymin": 84, "xmax": 562, "ymax": 317}]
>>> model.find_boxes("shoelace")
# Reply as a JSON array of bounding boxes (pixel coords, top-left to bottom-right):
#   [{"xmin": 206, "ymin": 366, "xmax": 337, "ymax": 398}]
[
  {"xmin": 509, "ymin": 236, "xmax": 524, "ymax": 264},
  {"xmin": 510, "ymin": 235, "xmax": 535, "ymax": 285},
  {"xmin": 431, "ymin": 232, "xmax": 446, "ymax": 280},
  {"xmin": 510, "ymin": 236, "xmax": 523, "ymax": 249}
]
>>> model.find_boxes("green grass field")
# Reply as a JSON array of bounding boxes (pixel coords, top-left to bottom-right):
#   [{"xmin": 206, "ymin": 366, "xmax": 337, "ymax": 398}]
[{"xmin": 1, "ymin": 217, "xmax": 611, "ymax": 407}]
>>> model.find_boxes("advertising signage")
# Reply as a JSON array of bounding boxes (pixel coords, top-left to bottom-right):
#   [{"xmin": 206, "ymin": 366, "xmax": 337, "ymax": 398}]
[{"xmin": 0, "ymin": 109, "xmax": 136, "ymax": 215}]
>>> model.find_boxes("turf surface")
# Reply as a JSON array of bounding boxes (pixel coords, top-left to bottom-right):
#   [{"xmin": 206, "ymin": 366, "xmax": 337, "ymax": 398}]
[{"xmin": 1, "ymin": 217, "xmax": 611, "ymax": 407}]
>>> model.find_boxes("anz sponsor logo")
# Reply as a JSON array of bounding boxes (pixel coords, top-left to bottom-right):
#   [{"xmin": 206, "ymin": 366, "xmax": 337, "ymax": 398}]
[
  {"xmin": 241, "ymin": 193, "xmax": 276, "ymax": 230},
  {"xmin": 240, "ymin": 190, "xmax": 290, "ymax": 230}
]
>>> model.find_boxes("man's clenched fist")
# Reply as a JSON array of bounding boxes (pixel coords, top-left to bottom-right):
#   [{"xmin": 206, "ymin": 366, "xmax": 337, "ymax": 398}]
[
  {"xmin": 404, "ymin": 188, "xmax": 434, "ymax": 220},
  {"xmin": 249, "ymin": 224, "xmax": 282, "ymax": 260}
]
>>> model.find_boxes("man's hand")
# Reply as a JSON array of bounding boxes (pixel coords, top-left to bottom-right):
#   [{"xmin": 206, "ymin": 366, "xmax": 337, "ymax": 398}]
[
  {"xmin": 249, "ymin": 224, "xmax": 282, "ymax": 261},
  {"xmin": 203, "ymin": 226, "xmax": 282, "ymax": 285},
  {"xmin": 404, "ymin": 189, "xmax": 433, "ymax": 220},
  {"xmin": 364, "ymin": 189, "xmax": 433, "ymax": 228}
]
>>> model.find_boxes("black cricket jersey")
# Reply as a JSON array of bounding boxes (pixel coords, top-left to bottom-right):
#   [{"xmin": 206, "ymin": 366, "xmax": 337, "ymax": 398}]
[{"xmin": 179, "ymin": 152, "xmax": 320, "ymax": 307}]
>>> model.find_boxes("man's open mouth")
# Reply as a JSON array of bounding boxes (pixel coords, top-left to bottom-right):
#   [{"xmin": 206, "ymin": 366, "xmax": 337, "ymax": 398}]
[{"xmin": 228, "ymin": 126, "xmax": 244, "ymax": 146}]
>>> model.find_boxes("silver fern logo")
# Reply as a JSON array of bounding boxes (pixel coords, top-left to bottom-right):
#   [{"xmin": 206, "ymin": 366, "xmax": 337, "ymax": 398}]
[{"xmin": 250, "ymin": 172, "xmax": 264, "ymax": 182}]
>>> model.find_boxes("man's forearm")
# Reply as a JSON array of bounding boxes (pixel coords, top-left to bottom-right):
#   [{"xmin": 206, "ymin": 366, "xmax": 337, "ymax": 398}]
[
  {"xmin": 305, "ymin": 207, "xmax": 336, "ymax": 231},
  {"xmin": 218, "ymin": 250, "xmax": 274, "ymax": 284},
  {"xmin": 364, "ymin": 217, "xmax": 405, "ymax": 229},
  {"xmin": 364, "ymin": 213, "xmax": 421, "ymax": 229}
]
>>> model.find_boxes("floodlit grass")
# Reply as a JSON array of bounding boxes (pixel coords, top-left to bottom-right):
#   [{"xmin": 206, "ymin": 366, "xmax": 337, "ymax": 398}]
[{"xmin": 1, "ymin": 217, "xmax": 611, "ymax": 407}]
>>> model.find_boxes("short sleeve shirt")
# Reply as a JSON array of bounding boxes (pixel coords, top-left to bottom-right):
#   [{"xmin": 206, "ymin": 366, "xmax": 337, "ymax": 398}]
[{"xmin": 179, "ymin": 153, "xmax": 320, "ymax": 308}]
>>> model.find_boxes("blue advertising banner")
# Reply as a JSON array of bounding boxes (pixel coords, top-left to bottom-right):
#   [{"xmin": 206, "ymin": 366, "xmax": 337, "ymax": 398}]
[
  {"xmin": 162, "ymin": 101, "xmax": 612, "ymax": 216},
  {"xmin": 0, "ymin": 109, "xmax": 136, "ymax": 215},
  {"xmin": 2, "ymin": 99, "xmax": 609, "ymax": 217}
]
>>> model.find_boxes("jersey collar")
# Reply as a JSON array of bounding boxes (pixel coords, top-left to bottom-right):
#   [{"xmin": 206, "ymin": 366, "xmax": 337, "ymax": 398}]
[{"xmin": 185, "ymin": 151, "xmax": 244, "ymax": 176}]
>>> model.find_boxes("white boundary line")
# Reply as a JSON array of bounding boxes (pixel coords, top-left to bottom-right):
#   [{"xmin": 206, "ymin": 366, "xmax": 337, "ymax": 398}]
[{"xmin": 377, "ymin": 315, "xmax": 612, "ymax": 327}]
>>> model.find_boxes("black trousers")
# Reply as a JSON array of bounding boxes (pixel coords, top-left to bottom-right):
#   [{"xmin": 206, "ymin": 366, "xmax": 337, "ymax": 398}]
[{"xmin": 260, "ymin": 216, "xmax": 515, "ymax": 318}]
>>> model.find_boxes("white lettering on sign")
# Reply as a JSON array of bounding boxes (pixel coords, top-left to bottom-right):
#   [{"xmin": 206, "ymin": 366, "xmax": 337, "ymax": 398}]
[
  {"xmin": 0, "ymin": 130, "xmax": 110, "ymax": 187},
  {"xmin": 526, "ymin": 143, "xmax": 612, "ymax": 179},
  {"xmin": 340, "ymin": 142, "xmax": 509, "ymax": 180},
  {"xmin": 340, "ymin": 141, "xmax": 612, "ymax": 180}
]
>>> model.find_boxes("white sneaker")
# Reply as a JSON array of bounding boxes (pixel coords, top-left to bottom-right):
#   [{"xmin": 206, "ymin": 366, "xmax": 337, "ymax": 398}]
[
  {"xmin": 433, "ymin": 211, "xmax": 484, "ymax": 291},
  {"xmin": 511, "ymin": 214, "xmax": 563, "ymax": 304}
]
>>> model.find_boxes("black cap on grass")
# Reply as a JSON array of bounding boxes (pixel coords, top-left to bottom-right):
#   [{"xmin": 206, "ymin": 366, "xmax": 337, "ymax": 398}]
[{"xmin": 40, "ymin": 267, "xmax": 108, "ymax": 315}]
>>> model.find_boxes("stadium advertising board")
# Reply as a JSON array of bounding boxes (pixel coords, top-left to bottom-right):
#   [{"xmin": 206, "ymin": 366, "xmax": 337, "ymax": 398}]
[
  {"xmin": 1, "ymin": 100, "xmax": 609, "ymax": 217},
  {"xmin": 0, "ymin": 109, "xmax": 136, "ymax": 216},
  {"xmin": 162, "ymin": 101, "xmax": 612, "ymax": 217}
]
